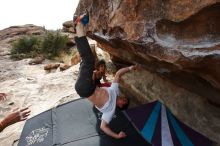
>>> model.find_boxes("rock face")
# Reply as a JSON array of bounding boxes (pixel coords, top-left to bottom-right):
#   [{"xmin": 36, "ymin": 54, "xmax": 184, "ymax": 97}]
[
  {"xmin": 62, "ymin": 21, "xmax": 75, "ymax": 33},
  {"xmin": 75, "ymin": 0, "xmax": 220, "ymax": 144},
  {"xmin": 0, "ymin": 24, "xmax": 45, "ymax": 42},
  {"xmin": 62, "ymin": 21, "xmax": 77, "ymax": 47},
  {"xmin": 0, "ymin": 25, "xmax": 79, "ymax": 146}
]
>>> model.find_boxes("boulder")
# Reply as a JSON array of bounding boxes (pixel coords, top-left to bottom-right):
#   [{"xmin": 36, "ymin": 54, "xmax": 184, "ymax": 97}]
[
  {"xmin": 71, "ymin": 52, "xmax": 81, "ymax": 65},
  {"xmin": 75, "ymin": 0, "xmax": 220, "ymax": 144},
  {"xmin": 60, "ymin": 64, "xmax": 71, "ymax": 71},
  {"xmin": 44, "ymin": 63, "xmax": 60, "ymax": 71},
  {"xmin": 0, "ymin": 24, "xmax": 45, "ymax": 42}
]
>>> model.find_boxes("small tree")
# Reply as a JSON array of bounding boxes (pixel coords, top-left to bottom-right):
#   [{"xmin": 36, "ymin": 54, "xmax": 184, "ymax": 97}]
[
  {"xmin": 10, "ymin": 30, "xmax": 68, "ymax": 60},
  {"xmin": 11, "ymin": 36, "xmax": 41, "ymax": 60},
  {"xmin": 41, "ymin": 31, "xmax": 68, "ymax": 59}
]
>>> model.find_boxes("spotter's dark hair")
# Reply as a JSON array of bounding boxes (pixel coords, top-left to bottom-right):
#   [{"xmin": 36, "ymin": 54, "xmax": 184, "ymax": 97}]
[{"xmin": 95, "ymin": 59, "xmax": 106, "ymax": 70}]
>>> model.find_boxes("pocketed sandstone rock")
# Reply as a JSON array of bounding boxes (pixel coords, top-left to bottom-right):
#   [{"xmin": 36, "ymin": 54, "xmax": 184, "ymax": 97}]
[
  {"xmin": 44, "ymin": 63, "xmax": 60, "ymax": 71},
  {"xmin": 60, "ymin": 64, "xmax": 71, "ymax": 71}
]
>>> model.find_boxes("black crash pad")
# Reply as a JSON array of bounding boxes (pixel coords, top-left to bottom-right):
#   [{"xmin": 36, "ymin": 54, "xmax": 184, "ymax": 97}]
[{"xmin": 18, "ymin": 98, "xmax": 151, "ymax": 146}]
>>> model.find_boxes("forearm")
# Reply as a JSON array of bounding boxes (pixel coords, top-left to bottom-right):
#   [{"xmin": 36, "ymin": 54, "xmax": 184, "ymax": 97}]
[
  {"xmin": 0, "ymin": 107, "xmax": 30, "ymax": 132},
  {"xmin": 92, "ymin": 72, "xmax": 96, "ymax": 81},
  {"xmin": 101, "ymin": 124, "xmax": 119, "ymax": 139},
  {"xmin": 0, "ymin": 119, "xmax": 8, "ymax": 132},
  {"xmin": 113, "ymin": 66, "xmax": 134, "ymax": 83},
  {"xmin": 116, "ymin": 67, "xmax": 131, "ymax": 78}
]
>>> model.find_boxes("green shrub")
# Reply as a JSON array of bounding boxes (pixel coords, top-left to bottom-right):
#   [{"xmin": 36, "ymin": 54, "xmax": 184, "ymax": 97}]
[
  {"xmin": 10, "ymin": 36, "xmax": 41, "ymax": 60},
  {"xmin": 10, "ymin": 30, "xmax": 68, "ymax": 60},
  {"xmin": 41, "ymin": 31, "xmax": 68, "ymax": 59}
]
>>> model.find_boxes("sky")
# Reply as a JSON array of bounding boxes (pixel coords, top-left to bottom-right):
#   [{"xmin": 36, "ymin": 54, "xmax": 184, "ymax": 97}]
[{"xmin": 0, "ymin": 0, "xmax": 80, "ymax": 30}]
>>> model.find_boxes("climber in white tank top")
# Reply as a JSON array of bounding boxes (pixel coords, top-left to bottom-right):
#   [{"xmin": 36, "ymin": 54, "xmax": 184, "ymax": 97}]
[{"xmin": 74, "ymin": 11, "xmax": 138, "ymax": 139}]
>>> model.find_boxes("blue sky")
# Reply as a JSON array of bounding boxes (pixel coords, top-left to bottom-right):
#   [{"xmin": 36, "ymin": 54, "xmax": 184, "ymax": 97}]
[{"xmin": 0, "ymin": 0, "xmax": 79, "ymax": 30}]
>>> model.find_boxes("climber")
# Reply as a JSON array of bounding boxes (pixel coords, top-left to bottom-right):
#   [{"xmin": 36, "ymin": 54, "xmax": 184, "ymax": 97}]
[{"xmin": 74, "ymin": 11, "xmax": 137, "ymax": 139}]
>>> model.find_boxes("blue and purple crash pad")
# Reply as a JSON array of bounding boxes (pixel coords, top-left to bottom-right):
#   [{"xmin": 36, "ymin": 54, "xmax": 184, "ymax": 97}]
[{"xmin": 124, "ymin": 100, "xmax": 213, "ymax": 146}]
